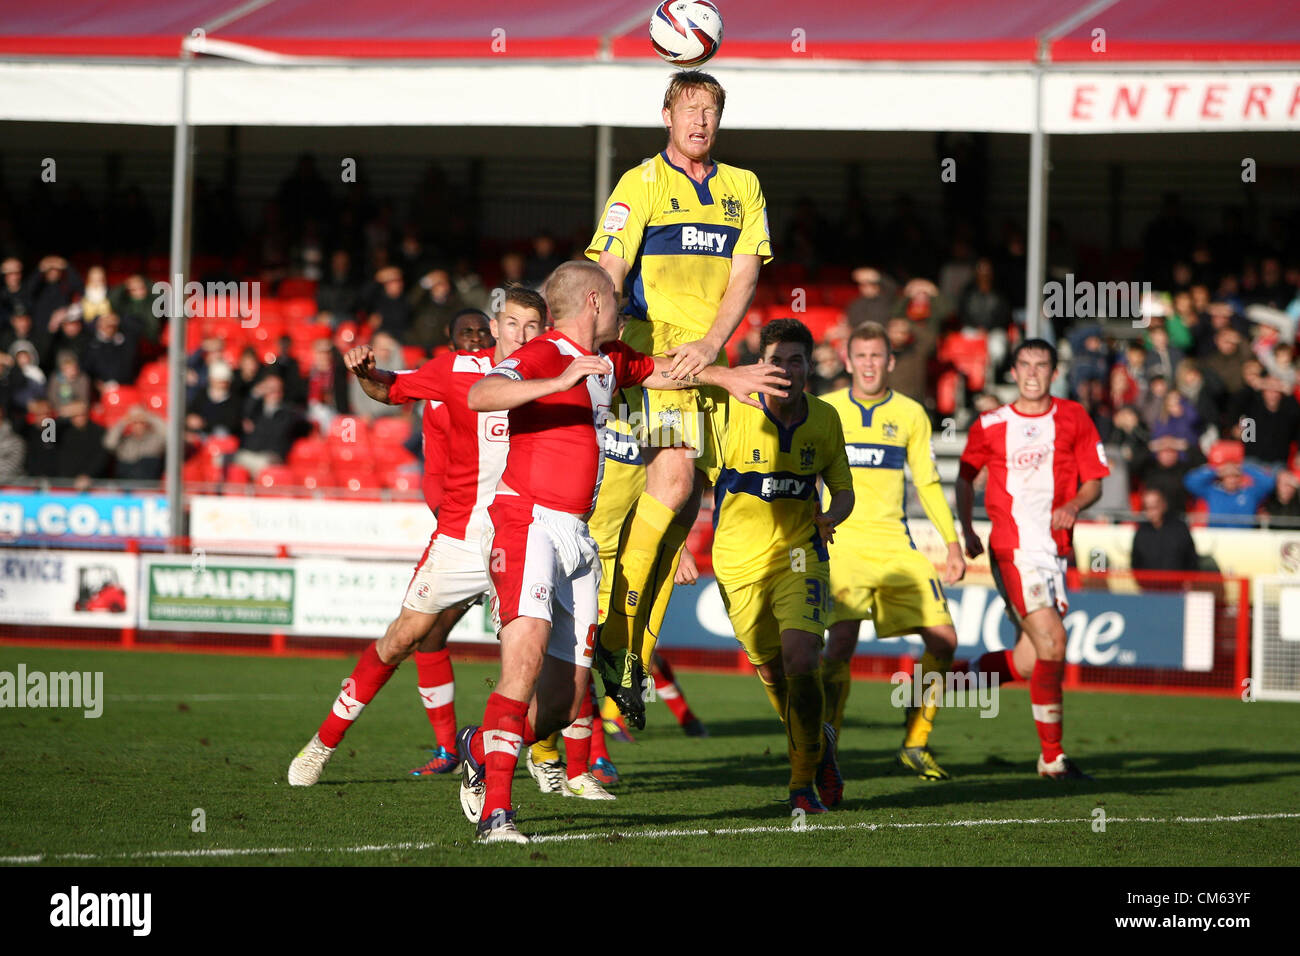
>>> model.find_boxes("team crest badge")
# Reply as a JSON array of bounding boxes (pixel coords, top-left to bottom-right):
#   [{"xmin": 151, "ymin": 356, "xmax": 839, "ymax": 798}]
[
  {"xmin": 883, "ymin": 422, "xmax": 898, "ymax": 438},
  {"xmin": 800, "ymin": 443, "xmax": 816, "ymax": 468},
  {"xmin": 1024, "ymin": 423, "xmax": 1040, "ymax": 440},
  {"xmin": 721, "ymin": 196, "xmax": 743, "ymax": 222}
]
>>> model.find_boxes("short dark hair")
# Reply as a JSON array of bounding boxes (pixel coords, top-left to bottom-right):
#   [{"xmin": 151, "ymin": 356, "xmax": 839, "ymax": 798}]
[
  {"xmin": 1011, "ymin": 337, "xmax": 1058, "ymax": 371},
  {"xmin": 759, "ymin": 318, "xmax": 814, "ymax": 360},
  {"xmin": 499, "ymin": 283, "xmax": 547, "ymax": 323},
  {"xmin": 450, "ymin": 309, "xmax": 490, "ymax": 336}
]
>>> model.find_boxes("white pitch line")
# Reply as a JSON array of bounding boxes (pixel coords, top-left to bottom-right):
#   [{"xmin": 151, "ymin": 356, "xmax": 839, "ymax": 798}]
[{"xmin": 3, "ymin": 811, "xmax": 1297, "ymax": 865}]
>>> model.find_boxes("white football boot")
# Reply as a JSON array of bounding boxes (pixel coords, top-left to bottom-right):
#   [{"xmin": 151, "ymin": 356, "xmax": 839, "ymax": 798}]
[{"xmin": 287, "ymin": 734, "xmax": 335, "ymax": 787}]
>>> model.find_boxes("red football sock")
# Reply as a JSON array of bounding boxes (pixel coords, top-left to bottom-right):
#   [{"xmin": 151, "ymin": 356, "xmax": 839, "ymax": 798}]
[
  {"xmin": 975, "ymin": 649, "xmax": 1020, "ymax": 683},
  {"xmin": 589, "ymin": 687, "xmax": 609, "ymax": 763},
  {"xmin": 469, "ymin": 713, "xmax": 536, "ymax": 765},
  {"xmin": 317, "ymin": 644, "xmax": 400, "ymax": 748},
  {"xmin": 414, "ymin": 649, "xmax": 457, "ymax": 750},
  {"xmin": 653, "ymin": 657, "xmax": 695, "ymax": 725},
  {"xmin": 480, "ymin": 692, "xmax": 529, "ymax": 820},
  {"xmin": 562, "ymin": 689, "xmax": 595, "ymax": 780},
  {"xmin": 1030, "ymin": 659, "xmax": 1065, "ymax": 763}
]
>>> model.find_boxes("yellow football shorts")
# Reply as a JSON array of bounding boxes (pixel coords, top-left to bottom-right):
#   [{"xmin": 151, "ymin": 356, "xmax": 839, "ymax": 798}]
[
  {"xmin": 718, "ymin": 564, "xmax": 832, "ymax": 667},
  {"xmin": 618, "ymin": 318, "xmax": 728, "ymax": 476},
  {"xmin": 828, "ymin": 539, "xmax": 953, "ymax": 636}
]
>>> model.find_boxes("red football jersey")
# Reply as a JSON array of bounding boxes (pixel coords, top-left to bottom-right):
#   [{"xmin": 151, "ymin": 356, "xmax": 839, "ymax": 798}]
[
  {"xmin": 488, "ymin": 330, "xmax": 656, "ymax": 515},
  {"xmin": 958, "ymin": 397, "xmax": 1109, "ymax": 557},
  {"xmin": 389, "ymin": 349, "xmax": 511, "ymax": 540},
  {"xmin": 422, "ymin": 399, "xmax": 450, "ymax": 515}
]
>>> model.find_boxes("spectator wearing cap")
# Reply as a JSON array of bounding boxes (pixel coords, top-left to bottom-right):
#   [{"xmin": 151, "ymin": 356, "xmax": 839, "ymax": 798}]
[
  {"xmin": 893, "ymin": 277, "xmax": 955, "ymax": 337},
  {"xmin": 1131, "ymin": 488, "xmax": 1200, "ymax": 572},
  {"xmin": 1264, "ymin": 469, "xmax": 1300, "ymax": 521},
  {"xmin": 47, "ymin": 350, "xmax": 91, "ymax": 410},
  {"xmin": 0, "ymin": 405, "xmax": 23, "ymax": 480},
  {"xmin": 187, "ymin": 361, "xmax": 241, "ymax": 438},
  {"xmin": 50, "ymin": 308, "xmax": 91, "ymax": 366},
  {"xmin": 1134, "ymin": 434, "xmax": 1204, "ymax": 515},
  {"xmin": 82, "ymin": 312, "xmax": 139, "ymax": 391},
  {"xmin": 53, "ymin": 400, "xmax": 110, "ymax": 489},
  {"xmin": 365, "ymin": 266, "xmax": 411, "ymax": 340},
  {"xmin": 1184, "ymin": 441, "xmax": 1275, "ymax": 527},
  {"xmin": 104, "ymin": 405, "xmax": 167, "ymax": 481},
  {"xmin": 234, "ymin": 372, "xmax": 302, "ymax": 477}
]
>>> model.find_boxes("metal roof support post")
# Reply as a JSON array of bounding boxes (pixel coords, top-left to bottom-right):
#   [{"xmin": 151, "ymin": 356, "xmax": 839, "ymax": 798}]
[
  {"xmin": 1025, "ymin": 64, "xmax": 1048, "ymax": 340},
  {"xmin": 164, "ymin": 54, "xmax": 194, "ymax": 553}
]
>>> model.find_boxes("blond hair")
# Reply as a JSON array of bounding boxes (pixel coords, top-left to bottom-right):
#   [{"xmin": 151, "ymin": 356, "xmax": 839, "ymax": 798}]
[
  {"xmin": 663, "ymin": 70, "xmax": 725, "ymax": 116},
  {"xmin": 541, "ymin": 261, "xmax": 611, "ymax": 323}
]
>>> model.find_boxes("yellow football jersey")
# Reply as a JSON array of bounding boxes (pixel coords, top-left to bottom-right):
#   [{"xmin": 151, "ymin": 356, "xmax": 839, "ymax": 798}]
[
  {"xmin": 821, "ymin": 387, "xmax": 957, "ymax": 547},
  {"xmin": 712, "ymin": 394, "xmax": 853, "ymax": 586},
  {"xmin": 586, "ymin": 151, "xmax": 773, "ymax": 336}
]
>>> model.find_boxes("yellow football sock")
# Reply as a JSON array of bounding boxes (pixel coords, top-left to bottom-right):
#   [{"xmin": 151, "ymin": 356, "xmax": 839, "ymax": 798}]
[
  {"xmin": 820, "ymin": 657, "xmax": 852, "ymax": 738},
  {"xmin": 634, "ymin": 520, "xmax": 689, "ymax": 666},
  {"xmin": 760, "ymin": 672, "xmax": 788, "ymax": 720},
  {"xmin": 599, "ymin": 695, "xmax": 623, "ymax": 723},
  {"xmin": 600, "ymin": 493, "xmax": 676, "ymax": 658},
  {"xmin": 786, "ymin": 672, "xmax": 826, "ymax": 791},
  {"xmin": 530, "ymin": 732, "xmax": 561, "ymax": 764},
  {"xmin": 903, "ymin": 650, "xmax": 953, "ymax": 748}
]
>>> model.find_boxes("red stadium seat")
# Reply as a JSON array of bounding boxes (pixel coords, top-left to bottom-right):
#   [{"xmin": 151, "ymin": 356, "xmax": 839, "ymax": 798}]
[
  {"xmin": 935, "ymin": 369, "xmax": 959, "ymax": 417},
  {"xmin": 370, "ymin": 416, "xmax": 411, "ymax": 447},
  {"xmin": 939, "ymin": 332, "xmax": 989, "ymax": 393},
  {"xmin": 225, "ymin": 463, "xmax": 252, "ymax": 485},
  {"xmin": 288, "ymin": 321, "xmax": 331, "ymax": 345},
  {"xmin": 402, "ymin": 345, "xmax": 428, "ymax": 369},
  {"xmin": 821, "ymin": 284, "xmax": 860, "ymax": 309},
  {"xmin": 287, "ymin": 436, "xmax": 329, "ymax": 467},
  {"xmin": 793, "ymin": 305, "xmax": 845, "ymax": 343},
  {"xmin": 140, "ymin": 387, "xmax": 168, "ymax": 415},
  {"xmin": 384, "ymin": 469, "xmax": 420, "ymax": 493},
  {"xmin": 291, "ymin": 464, "xmax": 332, "ymax": 490},
  {"xmin": 279, "ymin": 278, "xmax": 318, "ymax": 299},
  {"xmin": 100, "ymin": 386, "xmax": 141, "ymax": 425},
  {"xmin": 138, "ymin": 359, "xmax": 168, "ymax": 388},
  {"xmin": 281, "ymin": 297, "xmax": 318, "ymax": 322},
  {"xmin": 329, "ymin": 415, "xmax": 370, "ymax": 444},
  {"xmin": 256, "ymin": 465, "xmax": 296, "ymax": 489},
  {"xmin": 334, "ymin": 320, "xmax": 362, "ymax": 350},
  {"xmin": 373, "ymin": 445, "xmax": 416, "ymax": 469}
]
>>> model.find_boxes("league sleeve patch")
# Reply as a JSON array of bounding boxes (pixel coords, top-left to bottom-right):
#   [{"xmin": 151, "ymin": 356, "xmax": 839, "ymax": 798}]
[
  {"xmin": 1096, "ymin": 442, "xmax": 1108, "ymax": 467},
  {"xmin": 603, "ymin": 202, "xmax": 631, "ymax": 233},
  {"xmin": 489, "ymin": 358, "xmax": 521, "ymax": 381}
]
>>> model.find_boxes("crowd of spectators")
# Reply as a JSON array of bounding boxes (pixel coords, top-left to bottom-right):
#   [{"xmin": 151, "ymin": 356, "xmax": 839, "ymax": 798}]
[{"xmin": 2, "ymin": 150, "xmax": 1300, "ymax": 529}]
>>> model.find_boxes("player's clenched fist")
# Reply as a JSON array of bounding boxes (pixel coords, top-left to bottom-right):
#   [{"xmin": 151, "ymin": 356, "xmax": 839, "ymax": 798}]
[{"xmin": 344, "ymin": 346, "xmax": 377, "ymax": 380}]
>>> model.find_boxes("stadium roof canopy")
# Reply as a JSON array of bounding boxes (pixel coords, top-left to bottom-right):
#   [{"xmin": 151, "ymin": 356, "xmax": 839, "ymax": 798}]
[{"xmin": 2, "ymin": 0, "xmax": 1299, "ymax": 132}]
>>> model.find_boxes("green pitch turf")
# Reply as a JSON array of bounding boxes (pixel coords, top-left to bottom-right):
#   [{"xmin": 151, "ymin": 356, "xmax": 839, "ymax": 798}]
[{"xmin": 2, "ymin": 646, "xmax": 1297, "ymax": 867}]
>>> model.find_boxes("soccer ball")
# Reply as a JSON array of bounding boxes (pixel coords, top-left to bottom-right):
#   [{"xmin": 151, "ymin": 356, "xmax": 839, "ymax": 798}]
[{"xmin": 649, "ymin": 1, "xmax": 724, "ymax": 68}]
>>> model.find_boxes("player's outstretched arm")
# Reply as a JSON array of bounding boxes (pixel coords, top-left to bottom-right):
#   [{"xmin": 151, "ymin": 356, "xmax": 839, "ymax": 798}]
[
  {"xmin": 344, "ymin": 346, "xmax": 397, "ymax": 404},
  {"xmin": 664, "ymin": 254, "xmax": 762, "ymax": 379},
  {"xmin": 954, "ymin": 473, "xmax": 984, "ymax": 560},
  {"xmin": 640, "ymin": 359, "xmax": 789, "ymax": 409},
  {"xmin": 468, "ymin": 355, "xmax": 612, "ymax": 411}
]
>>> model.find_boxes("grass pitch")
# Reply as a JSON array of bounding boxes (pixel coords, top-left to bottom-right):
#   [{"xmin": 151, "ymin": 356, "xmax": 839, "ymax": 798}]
[{"xmin": 2, "ymin": 646, "xmax": 1298, "ymax": 867}]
